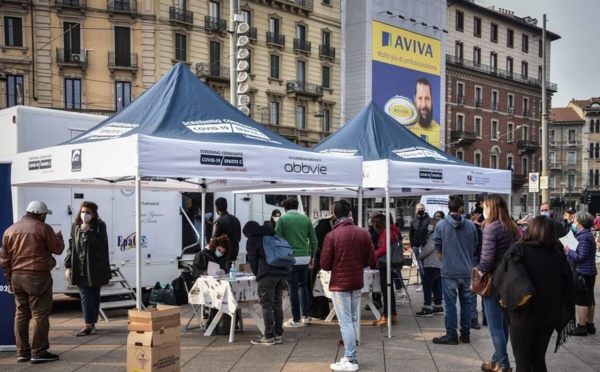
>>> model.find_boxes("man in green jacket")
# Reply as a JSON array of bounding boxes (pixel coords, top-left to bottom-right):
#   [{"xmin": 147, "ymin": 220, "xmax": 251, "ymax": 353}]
[{"xmin": 275, "ymin": 197, "xmax": 317, "ymax": 327}]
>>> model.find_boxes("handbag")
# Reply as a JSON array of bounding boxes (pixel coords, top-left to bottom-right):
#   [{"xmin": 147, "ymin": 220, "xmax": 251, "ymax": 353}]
[
  {"xmin": 149, "ymin": 282, "xmax": 177, "ymax": 306},
  {"xmin": 378, "ymin": 236, "xmax": 404, "ymax": 269},
  {"xmin": 470, "ymin": 267, "xmax": 494, "ymax": 297}
]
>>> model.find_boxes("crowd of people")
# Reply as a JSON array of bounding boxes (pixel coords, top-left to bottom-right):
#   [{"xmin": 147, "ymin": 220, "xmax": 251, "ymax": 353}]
[{"xmin": 1, "ymin": 193, "xmax": 597, "ymax": 371}]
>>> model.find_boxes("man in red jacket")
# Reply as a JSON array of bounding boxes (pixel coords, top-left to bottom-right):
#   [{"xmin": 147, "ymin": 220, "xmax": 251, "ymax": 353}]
[{"xmin": 321, "ymin": 200, "xmax": 376, "ymax": 372}]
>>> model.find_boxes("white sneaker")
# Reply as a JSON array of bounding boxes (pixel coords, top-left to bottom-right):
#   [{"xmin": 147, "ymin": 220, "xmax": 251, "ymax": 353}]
[
  {"xmin": 301, "ymin": 316, "xmax": 312, "ymax": 324},
  {"xmin": 284, "ymin": 319, "xmax": 302, "ymax": 328},
  {"xmin": 398, "ymin": 288, "xmax": 407, "ymax": 297},
  {"xmin": 330, "ymin": 357, "xmax": 359, "ymax": 371},
  {"xmin": 416, "ymin": 285, "xmax": 423, "ymax": 292}
]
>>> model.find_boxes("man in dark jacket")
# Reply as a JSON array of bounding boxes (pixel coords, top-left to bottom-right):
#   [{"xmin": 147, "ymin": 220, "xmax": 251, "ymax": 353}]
[
  {"xmin": 308, "ymin": 215, "xmax": 334, "ymax": 319},
  {"xmin": 211, "ymin": 197, "xmax": 241, "ymax": 263},
  {"xmin": 321, "ymin": 200, "xmax": 376, "ymax": 371},
  {"xmin": 409, "ymin": 203, "xmax": 430, "ymax": 291},
  {"xmin": 539, "ymin": 202, "xmax": 567, "ymax": 239},
  {"xmin": 244, "ymin": 221, "xmax": 290, "ymax": 346}
]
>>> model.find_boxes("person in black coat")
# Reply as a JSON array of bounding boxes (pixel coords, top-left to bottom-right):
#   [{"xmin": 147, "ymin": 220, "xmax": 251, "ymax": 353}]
[
  {"xmin": 308, "ymin": 215, "xmax": 334, "ymax": 319},
  {"xmin": 65, "ymin": 201, "xmax": 111, "ymax": 337},
  {"xmin": 244, "ymin": 221, "xmax": 290, "ymax": 345},
  {"xmin": 211, "ymin": 197, "xmax": 241, "ymax": 263},
  {"xmin": 191, "ymin": 234, "xmax": 229, "ymax": 278}
]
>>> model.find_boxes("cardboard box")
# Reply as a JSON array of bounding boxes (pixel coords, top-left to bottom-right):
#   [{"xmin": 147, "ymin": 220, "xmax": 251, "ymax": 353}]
[
  {"xmin": 127, "ymin": 327, "xmax": 180, "ymax": 348},
  {"xmin": 128, "ymin": 305, "xmax": 181, "ymax": 332},
  {"xmin": 127, "ymin": 342, "xmax": 180, "ymax": 372},
  {"xmin": 239, "ymin": 264, "xmax": 252, "ymax": 273}
]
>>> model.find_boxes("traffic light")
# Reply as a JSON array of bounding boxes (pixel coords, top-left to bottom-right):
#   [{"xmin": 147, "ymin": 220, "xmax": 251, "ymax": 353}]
[
  {"xmin": 580, "ymin": 193, "xmax": 585, "ymax": 203},
  {"xmin": 587, "ymin": 193, "xmax": 592, "ymax": 204}
]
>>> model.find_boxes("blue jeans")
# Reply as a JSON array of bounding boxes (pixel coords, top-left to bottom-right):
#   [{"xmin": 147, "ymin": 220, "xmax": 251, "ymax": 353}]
[
  {"xmin": 77, "ymin": 276, "xmax": 101, "ymax": 325},
  {"xmin": 422, "ymin": 267, "xmax": 442, "ymax": 308},
  {"xmin": 287, "ymin": 265, "xmax": 309, "ymax": 322},
  {"xmin": 330, "ymin": 290, "xmax": 361, "ymax": 362},
  {"xmin": 441, "ymin": 277, "xmax": 471, "ymax": 338},
  {"xmin": 258, "ymin": 275, "xmax": 286, "ymax": 339},
  {"xmin": 483, "ymin": 296, "xmax": 511, "ymax": 369}
]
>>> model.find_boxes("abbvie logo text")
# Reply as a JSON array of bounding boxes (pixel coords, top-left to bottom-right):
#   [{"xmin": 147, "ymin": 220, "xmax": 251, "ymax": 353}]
[{"xmin": 284, "ymin": 162, "xmax": 327, "ymax": 175}]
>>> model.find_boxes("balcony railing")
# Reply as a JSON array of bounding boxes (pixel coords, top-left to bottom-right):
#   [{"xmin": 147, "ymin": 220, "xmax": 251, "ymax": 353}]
[
  {"xmin": 107, "ymin": 0, "xmax": 136, "ymax": 14},
  {"xmin": 267, "ymin": 32, "xmax": 285, "ymax": 47},
  {"xmin": 169, "ymin": 7, "xmax": 193, "ymax": 25},
  {"xmin": 450, "ymin": 130, "xmax": 477, "ymax": 145},
  {"xmin": 549, "ymin": 163, "xmax": 562, "ymax": 171},
  {"xmin": 56, "ymin": 48, "xmax": 88, "ymax": 66},
  {"xmin": 512, "ymin": 173, "xmax": 528, "ymax": 186},
  {"xmin": 446, "ymin": 54, "xmax": 558, "ymax": 91},
  {"xmin": 293, "ymin": 38, "xmax": 311, "ymax": 53},
  {"xmin": 247, "ymin": 27, "xmax": 257, "ymax": 41},
  {"xmin": 261, "ymin": 123, "xmax": 327, "ymax": 145},
  {"xmin": 475, "ymin": 100, "xmax": 483, "ymax": 109},
  {"xmin": 55, "ymin": 0, "xmax": 86, "ymax": 9},
  {"xmin": 195, "ymin": 62, "xmax": 230, "ymax": 81},
  {"xmin": 108, "ymin": 51, "xmax": 137, "ymax": 69},
  {"xmin": 2, "ymin": 0, "xmax": 28, "ymax": 6},
  {"xmin": 286, "ymin": 80, "xmax": 323, "ymax": 97},
  {"xmin": 508, "ymin": 106, "xmax": 514, "ymax": 115},
  {"xmin": 273, "ymin": 0, "xmax": 314, "ymax": 12},
  {"xmin": 204, "ymin": 16, "xmax": 227, "ymax": 32},
  {"xmin": 319, "ymin": 45, "xmax": 336, "ymax": 59},
  {"xmin": 517, "ymin": 140, "xmax": 540, "ymax": 152},
  {"xmin": 457, "ymin": 95, "xmax": 465, "ymax": 105},
  {"xmin": 523, "ymin": 109, "xmax": 530, "ymax": 118}
]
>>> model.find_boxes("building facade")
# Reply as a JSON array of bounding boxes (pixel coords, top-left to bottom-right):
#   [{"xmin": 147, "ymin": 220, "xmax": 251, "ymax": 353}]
[
  {"xmin": 445, "ymin": 0, "xmax": 560, "ymax": 214},
  {"xmin": 0, "ymin": 0, "xmax": 341, "ymax": 146}
]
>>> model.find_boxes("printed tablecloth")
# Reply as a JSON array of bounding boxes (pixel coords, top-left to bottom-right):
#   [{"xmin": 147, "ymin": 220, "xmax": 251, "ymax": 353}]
[
  {"xmin": 188, "ymin": 276, "xmax": 258, "ymax": 316},
  {"xmin": 313, "ymin": 269, "xmax": 381, "ymax": 298}
]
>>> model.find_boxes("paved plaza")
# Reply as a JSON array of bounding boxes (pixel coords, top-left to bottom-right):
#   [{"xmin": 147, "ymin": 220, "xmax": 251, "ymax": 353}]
[{"xmin": 1, "ymin": 272, "xmax": 600, "ymax": 372}]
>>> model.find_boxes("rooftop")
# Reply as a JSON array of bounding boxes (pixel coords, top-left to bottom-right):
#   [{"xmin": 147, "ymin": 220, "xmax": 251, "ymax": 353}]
[{"xmin": 550, "ymin": 107, "xmax": 584, "ymax": 123}]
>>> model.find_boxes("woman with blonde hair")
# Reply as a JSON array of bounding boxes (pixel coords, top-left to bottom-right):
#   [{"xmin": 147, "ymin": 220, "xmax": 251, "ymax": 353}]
[{"xmin": 478, "ymin": 194, "xmax": 520, "ymax": 372}]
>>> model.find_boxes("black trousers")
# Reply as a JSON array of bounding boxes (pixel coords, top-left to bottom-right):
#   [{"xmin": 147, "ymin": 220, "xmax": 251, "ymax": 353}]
[
  {"xmin": 509, "ymin": 313, "xmax": 554, "ymax": 372},
  {"xmin": 379, "ymin": 267, "xmax": 396, "ymax": 316}
]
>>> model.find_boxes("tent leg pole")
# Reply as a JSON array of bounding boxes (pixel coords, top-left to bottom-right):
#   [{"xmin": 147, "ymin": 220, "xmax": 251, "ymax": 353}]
[
  {"xmin": 135, "ymin": 176, "xmax": 142, "ymax": 310},
  {"xmin": 358, "ymin": 186, "xmax": 363, "ymax": 227},
  {"xmin": 201, "ymin": 184, "xmax": 206, "ymax": 247},
  {"xmin": 385, "ymin": 186, "xmax": 392, "ymax": 338}
]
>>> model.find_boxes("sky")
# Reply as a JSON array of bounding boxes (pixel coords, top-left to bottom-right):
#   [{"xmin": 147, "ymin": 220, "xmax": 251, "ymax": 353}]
[{"xmin": 491, "ymin": 0, "xmax": 599, "ymax": 107}]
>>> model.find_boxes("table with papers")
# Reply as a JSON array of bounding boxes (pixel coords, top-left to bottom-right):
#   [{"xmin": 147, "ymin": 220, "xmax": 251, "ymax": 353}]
[{"xmin": 188, "ymin": 275, "xmax": 264, "ymax": 342}]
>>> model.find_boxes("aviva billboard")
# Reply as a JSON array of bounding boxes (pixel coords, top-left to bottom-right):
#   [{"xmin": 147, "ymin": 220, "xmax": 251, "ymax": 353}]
[{"xmin": 372, "ymin": 21, "xmax": 442, "ymax": 148}]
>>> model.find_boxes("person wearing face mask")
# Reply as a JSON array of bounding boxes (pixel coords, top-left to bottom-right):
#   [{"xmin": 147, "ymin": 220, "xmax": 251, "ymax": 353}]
[
  {"xmin": 538, "ymin": 202, "xmax": 567, "ymax": 239},
  {"xmin": 266, "ymin": 209, "xmax": 281, "ymax": 229},
  {"xmin": 191, "ymin": 234, "xmax": 229, "ymax": 279},
  {"xmin": 65, "ymin": 201, "xmax": 110, "ymax": 337},
  {"xmin": 564, "ymin": 209, "xmax": 576, "ymax": 234},
  {"xmin": 409, "ymin": 203, "xmax": 431, "ymax": 292},
  {"xmin": 415, "ymin": 217, "xmax": 443, "ymax": 317}
]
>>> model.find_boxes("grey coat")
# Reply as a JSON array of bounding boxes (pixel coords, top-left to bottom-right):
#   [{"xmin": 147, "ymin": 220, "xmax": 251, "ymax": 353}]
[{"xmin": 418, "ymin": 233, "xmax": 441, "ymax": 269}]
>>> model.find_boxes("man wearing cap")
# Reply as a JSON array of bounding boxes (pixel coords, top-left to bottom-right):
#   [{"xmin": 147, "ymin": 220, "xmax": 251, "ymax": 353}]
[
  {"xmin": 563, "ymin": 208, "xmax": 576, "ymax": 234},
  {"xmin": 1, "ymin": 201, "xmax": 65, "ymax": 364}
]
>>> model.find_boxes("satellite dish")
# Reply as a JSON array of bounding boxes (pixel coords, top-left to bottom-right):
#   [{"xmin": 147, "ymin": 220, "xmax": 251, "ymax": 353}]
[
  {"xmin": 238, "ymin": 72, "xmax": 249, "ymax": 82},
  {"xmin": 237, "ymin": 48, "xmax": 249, "ymax": 60},
  {"xmin": 237, "ymin": 60, "xmax": 249, "ymax": 71},
  {"xmin": 236, "ymin": 22, "xmax": 250, "ymax": 34},
  {"xmin": 237, "ymin": 83, "xmax": 250, "ymax": 94},
  {"xmin": 237, "ymin": 36, "xmax": 249, "ymax": 47},
  {"xmin": 238, "ymin": 95, "xmax": 250, "ymax": 106},
  {"xmin": 238, "ymin": 106, "xmax": 251, "ymax": 115}
]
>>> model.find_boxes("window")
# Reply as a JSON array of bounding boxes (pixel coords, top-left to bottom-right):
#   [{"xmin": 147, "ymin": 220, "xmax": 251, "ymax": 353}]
[
  {"xmin": 568, "ymin": 173, "xmax": 576, "ymax": 188},
  {"xmin": 473, "ymin": 47, "xmax": 481, "ymax": 65},
  {"xmin": 456, "ymin": 10, "xmax": 464, "ymax": 31},
  {"xmin": 522, "ymin": 34, "xmax": 529, "ymax": 53},
  {"xmin": 507, "ymin": 123, "xmax": 514, "ymax": 142},
  {"xmin": 457, "ymin": 114, "xmax": 464, "ymax": 131},
  {"xmin": 550, "ymin": 151, "xmax": 556, "ymax": 165},
  {"xmin": 114, "ymin": 26, "xmax": 131, "ymax": 66},
  {"xmin": 596, "ymin": 170, "xmax": 600, "ymax": 185},
  {"xmin": 508, "ymin": 94, "xmax": 514, "ymax": 112},
  {"xmin": 241, "ymin": 9, "xmax": 251, "ymax": 26},
  {"xmin": 538, "ymin": 40, "xmax": 543, "ymax": 58},
  {"xmin": 490, "ymin": 154, "xmax": 498, "ymax": 169},
  {"xmin": 4, "ymin": 17, "xmax": 23, "ymax": 47},
  {"xmin": 208, "ymin": 41, "xmax": 219, "ymax": 74},
  {"xmin": 269, "ymin": 17, "xmax": 280, "ymax": 34},
  {"xmin": 322, "ymin": 65, "xmax": 330, "ymax": 88},
  {"xmin": 474, "ymin": 17, "xmax": 482, "ymax": 37},
  {"xmin": 491, "ymin": 120, "xmax": 498, "ymax": 140},
  {"xmin": 492, "ymin": 90, "xmax": 499, "ymax": 111},
  {"xmin": 538, "ymin": 66, "xmax": 543, "ymax": 80},
  {"xmin": 296, "ymin": 24, "xmax": 306, "ymax": 41},
  {"xmin": 507, "ymin": 155, "xmax": 514, "ymax": 172},
  {"xmin": 115, "ymin": 81, "xmax": 131, "ymax": 110},
  {"xmin": 65, "ymin": 78, "xmax": 81, "ymax": 110},
  {"xmin": 6, "ymin": 75, "xmax": 24, "ymax": 107},
  {"xmin": 270, "ymin": 54, "xmax": 280, "ymax": 79},
  {"xmin": 322, "ymin": 109, "xmax": 331, "ymax": 132},
  {"xmin": 474, "ymin": 152, "xmax": 482, "ymax": 167},
  {"xmin": 490, "ymin": 23, "xmax": 498, "ymax": 43},
  {"xmin": 521, "ymin": 61, "xmax": 528, "ymax": 78},
  {"xmin": 549, "ymin": 129, "xmax": 555, "ymax": 143},
  {"xmin": 506, "ymin": 57, "xmax": 513, "ymax": 75},
  {"xmin": 245, "ymin": 49, "xmax": 252, "ymax": 74},
  {"xmin": 593, "ymin": 120, "xmax": 597, "ymax": 133},
  {"xmin": 63, "ymin": 22, "xmax": 81, "ymax": 62},
  {"xmin": 209, "ymin": 0, "xmax": 220, "ymax": 18},
  {"xmin": 523, "ymin": 97, "xmax": 529, "ymax": 117},
  {"xmin": 567, "ymin": 152, "xmax": 576, "ymax": 165},
  {"xmin": 522, "ymin": 158, "xmax": 528, "ymax": 175},
  {"xmin": 322, "ymin": 31, "xmax": 330, "ymax": 47},
  {"xmin": 175, "ymin": 34, "xmax": 187, "ymax": 61},
  {"xmin": 475, "ymin": 86, "xmax": 482, "ymax": 107},
  {"xmin": 297, "ymin": 60, "xmax": 306, "ymax": 82},
  {"xmin": 455, "ymin": 41, "xmax": 463, "ymax": 59},
  {"xmin": 597, "ymin": 120, "xmax": 600, "ymax": 133},
  {"xmin": 296, "ymin": 105, "xmax": 306, "ymax": 129},
  {"xmin": 568, "ymin": 129, "xmax": 576, "ymax": 142},
  {"xmin": 507, "ymin": 29, "xmax": 514, "ymax": 47},
  {"xmin": 269, "ymin": 101, "xmax": 279, "ymax": 125},
  {"xmin": 475, "ymin": 117, "xmax": 482, "ymax": 138},
  {"xmin": 456, "ymin": 150, "xmax": 464, "ymax": 161},
  {"xmin": 323, "ymin": 0, "xmax": 330, "ymax": 4},
  {"xmin": 490, "ymin": 52, "xmax": 497, "ymax": 71},
  {"xmin": 590, "ymin": 143, "xmax": 595, "ymax": 158},
  {"xmin": 522, "ymin": 125, "xmax": 529, "ymax": 140},
  {"xmin": 457, "ymin": 82, "xmax": 465, "ymax": 104}
]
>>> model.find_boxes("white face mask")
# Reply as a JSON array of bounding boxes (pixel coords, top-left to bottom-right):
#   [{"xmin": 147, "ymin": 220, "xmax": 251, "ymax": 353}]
[
  {"xmin": 81, "ymin": 212, "xmax": 92, "ymax": 223},
  {"xmin": 215, "ymin": 250, "xmax": 224, "ymax": 258},
  {"xmin": 273, "ymin": 216, "xmax": 279, "ymax": 223},
  {"xmin": 427, "ymin": 224, "xmax": 434, "ymax": 232},
  {"xmin": 482, "ymin": 208, "xmax": 489, "ymax": 219}
]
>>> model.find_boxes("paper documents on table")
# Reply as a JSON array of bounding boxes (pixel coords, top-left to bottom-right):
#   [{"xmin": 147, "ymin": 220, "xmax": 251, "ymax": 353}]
[
  {"xmin": 559, "ymin": 230, "xmax": 579, "ymax": 251},
  {"xmin": 207, "ymin": 261, "xmax": 221, "ymax": 276}
]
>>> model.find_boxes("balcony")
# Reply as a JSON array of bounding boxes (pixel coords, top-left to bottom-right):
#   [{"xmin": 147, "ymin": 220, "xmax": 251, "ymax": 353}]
[
  {"xmin": 508, "ymin": 106, "xmax": 514, "ymax": 115},
  {"xmin": 272, "ymin": 0, "xmax": 314, "ymax": 13},
  {"xmin": 512, "ymin": 173, "xmax": 528, "ymax": 188},
  {"xmin": 169, "ymin": 7, "xmax": 193, "ymax": 26},
  {"xmin": 247, "ymin": 27, "xmax": 257, "ymax": 41},
  {"xmin": 195, "ymin": 62, "xmax": 230, "ymax": 83},
  {"xmin": 319, "ymin": 45, "xmax": 336, "ymax": 59},
  {"xmin": 475, "ymin": 100, "xmax": 483, "ymax": 109},
  {"xmin": 0, "ymin": 0, "xmax": 28, "ymax": 7},
  {"xmin": 457, "ymin": 95, "xmax": 465, "ymax": 105},
  {"xmin": 261, "ymin": 124, "xmax": 326, "ymax": 146},
  {"xmin": 568, "ymin": 140, "xmax": 582, "ymax": 147},
  {"xmin": 204, "ymin": 16, "xmax": 227, "ymax": 33},
  {"xmin": 446, "ymin": 54, "xmax": 558, "ymax": 91},
  {"xmin": 108, "ymin": 51, "xmax": 138, "ymax": 73},
  {"xmin": 492, "ymin": 102, "xmax": 499, "ymax": 112},
  {"xmin": 286, "ymin": 80, "xmax": 323, "ymax": 99},
  {"xmin": 55, "ymin": 0, "xmax": 86, "ymax": 11},
  {"xmin": 517, "ymin": 140, "xmax": 540, "ymax": 153},
  {"xmin": 523, "ymin": 108, "xmax": 530, "ymax": 118},
  {"xmin": 267, "ymin": 32, "xmax": 285, "ymax": 48},
  {"xmin": 107, "ymin": 0, "xmax": 136, "ymax": 15},
  {"xmin": 56, "ymin": 48, "xmax": 88, "ymax": 68},
  {"xmin": 549, "ymin": 163, "xmax": 562, "ymax": 171},
  {"xmin": 293, "ymin": 38, "xmax": 311, "ymax": 54},
  {"xmin": 450, "ymin": 130, "xmax": 477, "ymax": 146}
]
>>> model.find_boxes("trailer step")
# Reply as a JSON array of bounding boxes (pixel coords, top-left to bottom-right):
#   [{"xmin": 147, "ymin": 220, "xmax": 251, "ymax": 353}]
[{"xmin": 98, "ymin": 267, "xmax": 141, "ymax": 322}]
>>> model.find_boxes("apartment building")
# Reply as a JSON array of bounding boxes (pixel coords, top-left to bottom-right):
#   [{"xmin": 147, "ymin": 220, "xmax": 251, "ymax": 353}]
[
  {"xmin": 0, "ymin": 0, "xmax": 341, "ymax": 146},
  {"xmin": 445, "ymin": 0, "xmax": 560, "ymax": 213}
]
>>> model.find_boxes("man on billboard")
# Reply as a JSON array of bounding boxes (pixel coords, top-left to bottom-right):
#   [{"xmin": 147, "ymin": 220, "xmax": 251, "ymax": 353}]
[{"xmin": 411, "ymin": 77, "xmax": 440, "ymax": 146}]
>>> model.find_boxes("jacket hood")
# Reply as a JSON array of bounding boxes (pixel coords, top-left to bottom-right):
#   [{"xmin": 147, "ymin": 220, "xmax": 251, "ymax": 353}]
[
  {"xmin": 243, "ymin": 221, "xmax": 275, "ymax": 237},
  {"xmin": 332, "ymin": 219, "xmax": 355, "ymax": 230},
  {"xmin": 446, "ymin": 213, "xmax": 466, "ymax": 229}
]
